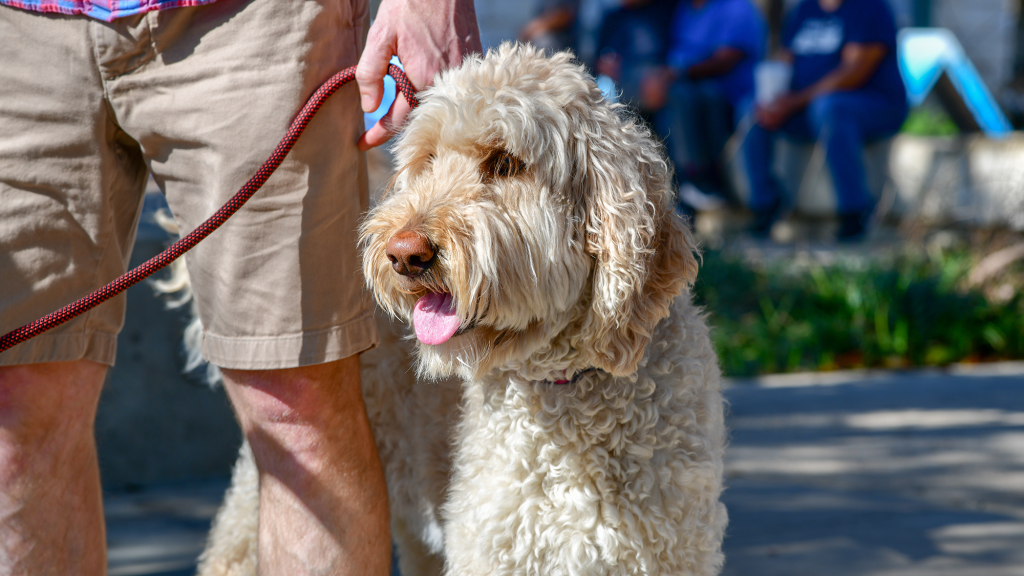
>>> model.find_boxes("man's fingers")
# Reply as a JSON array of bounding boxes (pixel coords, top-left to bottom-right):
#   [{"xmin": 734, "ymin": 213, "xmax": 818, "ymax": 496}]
[
  {"xmin": 358, "ymin": 120, "xmax": 392, "ymax": 150},
  {"xmin": 356, "ymin": 30, "xmax": 395, "ymax": 113},
  {"xmin": 389, "ymin": 90, "xmax": 413, "ymax": 128},
  {"xmin": 358, "ymin": 96, "xmax": 413, "ymax": 151}
]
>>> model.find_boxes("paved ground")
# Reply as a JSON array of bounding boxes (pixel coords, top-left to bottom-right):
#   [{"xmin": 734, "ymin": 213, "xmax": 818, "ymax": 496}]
[
  {"xmin": 105, "ymin": 362, "xmax": 1024, "ymax": 575},
  {"xmin": 722, "ymin": 362, "xmax": 1024, "ymax": 576}
]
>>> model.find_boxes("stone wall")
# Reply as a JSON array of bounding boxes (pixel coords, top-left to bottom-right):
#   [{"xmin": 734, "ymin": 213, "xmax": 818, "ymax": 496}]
[{"xmin": 889, "ymin": 134, "xmax": 1024, "ymax": 229}]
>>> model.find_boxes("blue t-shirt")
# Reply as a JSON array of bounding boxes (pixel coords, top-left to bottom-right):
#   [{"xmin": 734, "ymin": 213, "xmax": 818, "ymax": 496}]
[
  {"xmin": 665, "ymin": 0, "xmax": 766, "ymax": 107},
  {"xmin": 597, "ymin": 0, "xmax": 680, "ymax": 104},
  {"xmin": 783, "ymin": 0, "xmax": 906, "ymax": 104},
  {"xmin": 597, "ymin": 0, "xmax": 679, "ymax": 70}
]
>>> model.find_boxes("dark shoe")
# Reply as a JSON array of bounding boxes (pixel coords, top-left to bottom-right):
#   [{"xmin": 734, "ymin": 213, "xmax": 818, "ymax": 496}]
[
  {"xmin": 747, "ymin": 197, "xmax": 782, "ymax": 239},
  {"xmin": 836, "ymin": 210, "xmax": 871, "ymax": 242}
]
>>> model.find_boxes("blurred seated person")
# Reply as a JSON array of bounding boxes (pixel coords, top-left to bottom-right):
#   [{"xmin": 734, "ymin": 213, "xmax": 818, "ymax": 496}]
[
  {"xmin": 744, "ymin": 0, "xmax": 908, "ymax": 241},
  {"xmin": 643, "ymin": 0, "xmax": 765, "ymax": 206},
  {"xmin": 520, "ymin": 0, "xmax": 581, "ymax": 54},
  {"xmin": 594, "ymin": 0, "xmax": 679, "ymax": 121}
]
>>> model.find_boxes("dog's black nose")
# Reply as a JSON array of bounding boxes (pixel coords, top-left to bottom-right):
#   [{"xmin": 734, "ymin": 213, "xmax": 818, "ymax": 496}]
[{"xmin": 386, "ymin": 230, "xmax": 435, "ymax": 277}]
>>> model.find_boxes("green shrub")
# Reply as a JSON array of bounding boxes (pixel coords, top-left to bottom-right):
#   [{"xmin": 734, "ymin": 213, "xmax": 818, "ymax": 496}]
[
  {"xmin": 692, "ymin": 248, "xmax": 1024, "ymax": 377},
  {"xmin": 901, "ymin": 106, "xmax": 959, "ymax": 136}
]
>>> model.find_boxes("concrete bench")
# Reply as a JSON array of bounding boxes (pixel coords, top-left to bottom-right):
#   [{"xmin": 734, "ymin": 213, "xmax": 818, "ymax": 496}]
[
  {"xmin": 725, "ymin": 131, "xmax": 1024, "ymax": 231},
  {"xmin": 725, "ymin": 135, "xmax": 895, "ymax": 218}
]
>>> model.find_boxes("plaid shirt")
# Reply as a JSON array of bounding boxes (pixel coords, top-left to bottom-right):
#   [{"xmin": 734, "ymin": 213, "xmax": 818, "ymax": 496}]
[{"xmin": 1, "ymin": 0, "xmax": 217, "ymax": 21}]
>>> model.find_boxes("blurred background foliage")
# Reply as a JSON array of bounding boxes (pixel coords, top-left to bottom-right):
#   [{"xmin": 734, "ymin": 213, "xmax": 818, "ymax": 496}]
[
  {"xmin": 901, "ymin": 105, "xmax": 961, "ymax": 136},
  {"xmin": 693, "ymin": 237, "xmax": 1024, "ymax": 377}
]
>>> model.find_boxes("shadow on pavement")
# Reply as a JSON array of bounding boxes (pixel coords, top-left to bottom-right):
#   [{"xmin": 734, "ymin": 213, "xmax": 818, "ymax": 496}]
[
  {"xmin": 722, "ymin": 364, "xmax": 1024, "ymax": 575},
  {"xmin": 103, "ymin": 364, "xmax": 1024, "ymax": 575}
]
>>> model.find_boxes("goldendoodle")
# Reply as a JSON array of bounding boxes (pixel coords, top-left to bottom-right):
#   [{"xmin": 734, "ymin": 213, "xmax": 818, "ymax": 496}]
[{"xmin": 194, "ymin": 42, "xmax": 727, "ymax": 576}]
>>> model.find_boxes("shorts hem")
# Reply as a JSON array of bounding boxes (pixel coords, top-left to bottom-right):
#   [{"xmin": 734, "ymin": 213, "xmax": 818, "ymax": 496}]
[
  {"xmin": 0, "ymin": 331, "xmax": 118, "ymax": 367},
  {"xmin": 202, "ymin": 311, "xmax": 379, "ymax": 370}
]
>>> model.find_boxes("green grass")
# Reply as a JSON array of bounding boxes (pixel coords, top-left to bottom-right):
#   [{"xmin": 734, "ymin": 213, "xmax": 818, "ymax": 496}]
[
  {"xmin": 692, "ymin": 247, "xmax": 1024, "ymax": 377},
  {"xmin": 901, "ymin": 106, "xmax": 960, "ymax": 137}
]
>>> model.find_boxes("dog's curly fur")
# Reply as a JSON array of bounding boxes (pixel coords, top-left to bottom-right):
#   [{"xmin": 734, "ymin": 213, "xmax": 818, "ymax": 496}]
[{"xmin": 194, "ymin": 43, "xmax": 727, "ymax": 576}]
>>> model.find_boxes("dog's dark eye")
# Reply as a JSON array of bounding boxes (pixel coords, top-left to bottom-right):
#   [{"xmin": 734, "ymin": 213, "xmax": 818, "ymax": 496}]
[{"xmin": 482, "ymin": 150, "xmax": 523, "ymax": 179}]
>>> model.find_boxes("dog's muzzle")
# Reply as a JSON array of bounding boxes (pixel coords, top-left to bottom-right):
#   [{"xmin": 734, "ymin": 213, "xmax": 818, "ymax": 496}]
[{"xmin": 386, "ymin": 230, "xmax": 435, "ymax": 277}]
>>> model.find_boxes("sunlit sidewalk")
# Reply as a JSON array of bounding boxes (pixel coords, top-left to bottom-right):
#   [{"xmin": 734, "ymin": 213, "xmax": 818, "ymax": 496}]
[
  {"xmin": 104, "ymin": 362, "xmax": 1024, "ymax": 576},
  {"xmin": 106, "ymin": 481, "xmax": 226, "ymax": 576},
  {"xmin": 722, "ymin": 361, "xmax": 1024, "ymax": 575}
]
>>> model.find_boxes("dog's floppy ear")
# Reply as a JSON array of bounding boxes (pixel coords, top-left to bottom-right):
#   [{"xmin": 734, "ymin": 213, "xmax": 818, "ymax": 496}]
[{"xmin": 572, "ymin": 102, "xmax": 699, "ymax": 376}]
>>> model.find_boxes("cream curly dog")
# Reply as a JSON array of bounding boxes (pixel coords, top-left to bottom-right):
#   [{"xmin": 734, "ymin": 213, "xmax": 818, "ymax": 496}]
[{"xmin": 192, "ymin": 43, "xmax": 727, "ymax": 576}]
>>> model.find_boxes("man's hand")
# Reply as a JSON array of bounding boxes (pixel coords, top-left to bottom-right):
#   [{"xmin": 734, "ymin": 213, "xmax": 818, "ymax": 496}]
[
  {"xmin": 756, "ymin": 92, "xmax": 803, "ymax": 131},
  {"xmin": 639, "ymin": 67, "xmax": 673, "ymax": 112},
  {"xmin": 595, "ymin": 52, "xmax": 622, "ymax": 82},
  {"xmin": 756, "ymin": 43, "xmax": 888, "ymax": 131},
  {"xmin": 356, "ymin": 0, "xmax": 482, "ymax": 150},
  {"xmin": 519, "ymin": 7, "xmax": 575, "ymax": 43}
]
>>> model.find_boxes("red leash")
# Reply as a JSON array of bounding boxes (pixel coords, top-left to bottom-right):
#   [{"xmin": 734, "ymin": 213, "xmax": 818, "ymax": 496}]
[{"xmin": 0, "ymin": 64, "xmax": 418, "ymax": 354}]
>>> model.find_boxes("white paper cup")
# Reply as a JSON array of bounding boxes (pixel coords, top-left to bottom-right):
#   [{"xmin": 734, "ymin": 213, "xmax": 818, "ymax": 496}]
[{"xmin": 755, "ymin": 60, "xmax": 793, "ymax": 105}]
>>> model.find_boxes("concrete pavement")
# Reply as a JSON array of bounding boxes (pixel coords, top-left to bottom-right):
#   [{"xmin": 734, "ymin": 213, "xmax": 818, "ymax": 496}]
[
  {"xmin": 104, "ymin": 362, "xmax": 1024, "ymax": 575},
  {"xmin": 722, "ymin": 362, "xmax": 1024, "ymax": 575},
  {"xmin": 106, "ymin": 480, "xmax": 226, "ymax": 576}
]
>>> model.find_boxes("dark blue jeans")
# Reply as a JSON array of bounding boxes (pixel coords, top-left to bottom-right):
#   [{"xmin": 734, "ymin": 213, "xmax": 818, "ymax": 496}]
[
  {"xmin": 655, "ymin": 79, "xmax": 738, "ymax": 191},
  {"xmin": 743, "ymin": 90, "xmax": 908, "ymax": 216}
]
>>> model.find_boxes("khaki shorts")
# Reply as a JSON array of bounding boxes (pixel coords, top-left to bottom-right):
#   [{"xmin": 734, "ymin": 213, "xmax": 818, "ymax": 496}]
[{"xmin": 0, "ymin": 0, "xmax": 378, "ymax": 370}]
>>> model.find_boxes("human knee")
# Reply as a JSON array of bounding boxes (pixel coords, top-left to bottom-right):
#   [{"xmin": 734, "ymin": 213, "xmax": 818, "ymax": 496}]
[
  {"xmin": 743, "ymin": 122, "xmax": 774, "ymax": 160},
  {"xmin": 669, "ymin": 78, "xmax": 716, "ymax": 107},
  {"xmin": 806, "ymin": 94, "xmax": 856, "ymax": 135},
  {"xmin": 0, "ymin": 361, "xmax": 105, "ymax": 445},
  {"xmin": 668, "ymin": 78, "xmax": 701, "ymax": 105},
  {"xmin": 222, "ymin": 356, "xmax": 363, "ymax": 434},
  {"xmin": 221, "ymin": 357, "xmax": 379, "ymax": 488}
]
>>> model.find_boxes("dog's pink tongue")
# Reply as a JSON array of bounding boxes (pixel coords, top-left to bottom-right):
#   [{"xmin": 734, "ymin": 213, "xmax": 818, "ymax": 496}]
[{"xmin": 413, "ymin": 292, "xmax": 460, "ymax": 345}]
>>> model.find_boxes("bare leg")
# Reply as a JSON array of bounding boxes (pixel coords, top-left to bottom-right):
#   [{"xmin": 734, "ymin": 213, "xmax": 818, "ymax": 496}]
[
  {"xmin": 0, "ymin": 360, "xmax": 107, "ymax": 575},
  {"xmin": 221, "ymin": 355, "xmax": 390, "ymax": 576}
]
